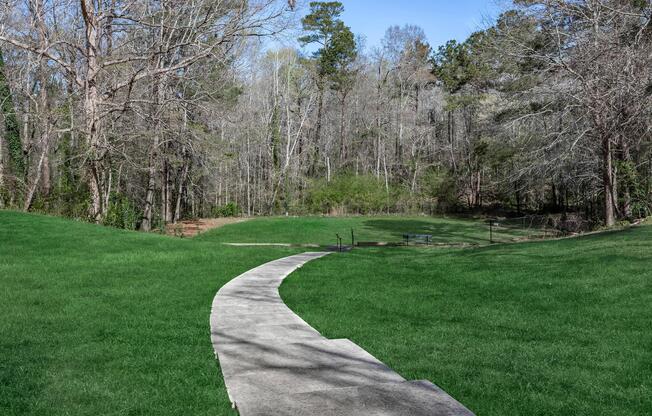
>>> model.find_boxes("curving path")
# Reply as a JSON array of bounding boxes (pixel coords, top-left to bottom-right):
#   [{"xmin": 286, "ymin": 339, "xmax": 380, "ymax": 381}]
[{"xmin": 210, "ymin": 252, "xmax": 475, "ymax": 416}]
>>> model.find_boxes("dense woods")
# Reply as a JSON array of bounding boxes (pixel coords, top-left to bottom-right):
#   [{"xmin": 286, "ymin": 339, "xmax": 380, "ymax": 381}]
[{"xmin": 0, "ymin": 0, "xmax": 650, "ymax": 230}]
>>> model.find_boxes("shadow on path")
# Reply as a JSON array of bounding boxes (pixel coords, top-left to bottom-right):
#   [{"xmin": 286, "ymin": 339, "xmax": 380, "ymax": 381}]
[{"xmin": 210, "ymin": 253, "xmax": 476, "ymax": 416}]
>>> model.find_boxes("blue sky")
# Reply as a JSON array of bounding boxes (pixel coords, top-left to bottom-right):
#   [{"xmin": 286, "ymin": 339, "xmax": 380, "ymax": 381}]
[{"xmin": 337, "ymin": 0, "xmax": 507, "ymax": 50}]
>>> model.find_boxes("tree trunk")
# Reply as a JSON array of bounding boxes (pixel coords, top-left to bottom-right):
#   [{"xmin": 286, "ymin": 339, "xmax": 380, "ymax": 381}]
[
  {"xmin": 161, "ymin": 160, "xmax": 167, "ymax": 223},
  {"xmin": 375, "ymin": 70, "xmax": 382, "ymax": 178},
  {"xmin": 326, "ymin": 156, "xmax": 331, "ymax": 183},
  {"xmin": 174, "ymin": 155, "xmax": 190, "ymax": 223},
  {"xmin": 23, "ymin": 137, "xmax": 48, "ymax": 211},
  {"xmin": 476, "ymin": 169, "xmax": 482, "ymax": 208},
  {"xmin": 375, "ymin": 127, "xmax": 381, "ymax": 177},
  {"xmin": 397, "ymin": 86, "xmax": 404, "ymax": 165},
  {"xmin": 24, "ymin": 1, "xmax": 51, "ymax": 211},
  {"xmin": 339, "ymin": 94, "xmax": 346, "ymax": 162},
  {"xmin": 162, "ymin": 153, "xmax": 173, "ymax": 223},
  {"xmin": 447, "ymin": 110, "xmax": 457, "ymax": 173},
  {"xmin": 140, "ymin": 43, "xmax": 166, "ymax": 230},
  {"xmin": 81, "ymin": 0, "xmax": 104, "ymax": 222},
  {"xmin": 0, "ymin": 119, "xmax": 4, "ymax": 207},
  {"xmin": 603, "ymin": 136, "xmax": 616, "ymax": 226},
  {"xmin": 312, "ymin": 82, "xmax": 325, "ymax": 174},
  {"xmin": 621, "ymin": 139, "xmax": 632, "ymax": 219},
  {"xmin": 104, "ymin": 167, "xmax": 112, "ymax": 210},
  {"xmin": 246, "ymin": 136, "xmax": 251, "ymax": 216},
  {"xmin": 140, "ymin": 153, "xmax": 157, "ymax": 231},
  {"xmin": 41, "ymin": 153, "xmax": 50, "ymax": 197}
]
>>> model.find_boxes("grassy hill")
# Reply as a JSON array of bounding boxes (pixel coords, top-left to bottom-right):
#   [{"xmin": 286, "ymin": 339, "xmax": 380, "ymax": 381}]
[
  {"xmin": 281, "ymin": 224, "xmax": 652, "ymax": 416},
  {"xmin": 0, "ymin": 211, "xmax": 299, "ymax": 415}
]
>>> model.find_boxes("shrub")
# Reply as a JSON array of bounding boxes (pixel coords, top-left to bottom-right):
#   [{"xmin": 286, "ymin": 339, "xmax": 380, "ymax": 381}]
[
  {"xmin": 103, "ymin": 192, "xmax": 139, "ymax": 230},
  {"xmin": 419, "ymin": 169, "xmax": 460, "ymax": 212},
  {"xmin": 306, "ymin": 174, "xmax": 390, "ymax": 215},
  {"xmin": 212, "ymin": 202, "xmax": 240, "ymax": 217}
]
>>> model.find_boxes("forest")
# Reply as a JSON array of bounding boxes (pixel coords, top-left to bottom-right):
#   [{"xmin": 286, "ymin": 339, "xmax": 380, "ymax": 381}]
[{"xmin": 0, "ymin": 0, "xmax": 650, "ymax": 231}]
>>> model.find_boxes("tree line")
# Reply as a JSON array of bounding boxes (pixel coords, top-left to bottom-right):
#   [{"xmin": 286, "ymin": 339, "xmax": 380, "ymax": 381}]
[{"xmin": 0, "ymin": 0, "xmax": 650, "ymax": 230}]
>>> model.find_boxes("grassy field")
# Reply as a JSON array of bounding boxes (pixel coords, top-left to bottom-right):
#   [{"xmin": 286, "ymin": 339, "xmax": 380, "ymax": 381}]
[
  {"xmin": 0, "ymin": 211, "xmax": 300, "ymax": 416},
  {"xmin": 3, "ymin": 211, "xmax": 650, "ymax": 415},
  {"xmin": 197, "ymin": 215, "xmax": 542, "ymax": 246},
  {"xmin": 280, "ymin": 225, "xmax": 652, "ymax": 416}
]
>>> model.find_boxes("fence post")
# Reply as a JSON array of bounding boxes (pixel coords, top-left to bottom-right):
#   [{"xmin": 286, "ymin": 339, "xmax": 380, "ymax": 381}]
[{"xmin": 351, "ymin": 228, "xmax": 355, "ymax": 248}]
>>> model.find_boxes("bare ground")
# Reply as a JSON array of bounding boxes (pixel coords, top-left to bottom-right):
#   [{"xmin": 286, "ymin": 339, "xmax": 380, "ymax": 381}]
[{"xmin": 165, "ymin": 218, "xmax": 250, "ymax": 238}]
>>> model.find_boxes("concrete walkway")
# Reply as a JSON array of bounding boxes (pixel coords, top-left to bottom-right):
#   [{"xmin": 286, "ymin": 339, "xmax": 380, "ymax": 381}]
[{"xmin": 210, "ymin": 252, "xmax": 475, "ymax": 416}]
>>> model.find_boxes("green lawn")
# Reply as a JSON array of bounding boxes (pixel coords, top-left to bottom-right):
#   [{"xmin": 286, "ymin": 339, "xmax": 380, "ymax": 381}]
[
  {"xmin": 197, "ymin": 215, "xmax": 542, "ymax": 246},
  {"xmin": 3, "ymin": 211, "xmax": 650, "ymax": 415},
  {"xmin": 0, "ymin": 211, "xmax": 300, "ymax": 415},
  {"xmin": 280, "ymin": 225, "xmax": 652, "ymax": 416}
]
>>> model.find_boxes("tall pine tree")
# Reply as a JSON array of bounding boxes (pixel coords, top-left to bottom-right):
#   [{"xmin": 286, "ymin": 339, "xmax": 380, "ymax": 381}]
[{"xmin": 299, "ymin": 2, "xmax": 357, "ymax": 168}]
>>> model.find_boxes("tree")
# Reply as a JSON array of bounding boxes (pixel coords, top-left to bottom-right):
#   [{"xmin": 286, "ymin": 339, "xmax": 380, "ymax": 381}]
[
  {"xmin": 1, "ymin": 0, "xmax": 289, "ymax": 224},
  {"xmin": 382, "ymin": 25, "xmax": 433, "ymax": 171},
  {"xmin": 433, "ymin": 40, "xmax": 474, "ymax": 94},
  {"xmin": 504, "ymin": 0, "xmax": 652, "ymax": 226},
  {"xmin": 325, "ymin": 24, "xmax": 357, "ymax": 162},
  {"xmin": 299, "ymin": 1, "xmax": 356, "ymax": 169},
  {"xmin": 0, "ymin": 0, "xmax": 649, "ymax": 226}
]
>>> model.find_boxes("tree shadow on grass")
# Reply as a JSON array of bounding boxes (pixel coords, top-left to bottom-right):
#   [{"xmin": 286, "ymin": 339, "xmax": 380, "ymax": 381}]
[{"xmin": 361, "ymin": 219, "xmax": 488, "ymax": 244}]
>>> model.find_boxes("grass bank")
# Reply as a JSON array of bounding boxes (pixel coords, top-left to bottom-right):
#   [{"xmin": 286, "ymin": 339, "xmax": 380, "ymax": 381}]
[
  {"xmin": 281, "ymin": 225, "xmax": 652, "ymax": 415},
  {"xmin": 0, "ymin": 211, "xmax": 299, "ymax": 415}
]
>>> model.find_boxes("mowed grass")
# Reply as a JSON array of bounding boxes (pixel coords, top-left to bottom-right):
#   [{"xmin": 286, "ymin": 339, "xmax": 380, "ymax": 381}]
[
  {"xmin": 281, "ymin": 225, "xmax": 652, "ymax": 415},
  {"xmin": 4, "ymin": 211, "xmax": 650, "ymax": 415},
  {"xmin": 198, "ymin": 215, "xmax": 540, "ymax": 246},
  {"xmin": 0, "ymin": 211, "xmax": 300, "ymax": 415}
]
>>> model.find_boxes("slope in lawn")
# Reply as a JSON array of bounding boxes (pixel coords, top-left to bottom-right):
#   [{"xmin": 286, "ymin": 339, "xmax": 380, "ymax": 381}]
[
  {"xmin": 0, "ymin": 211, "xmax": 299, "ymax": 415},
  {"xmin": 198, "ymin": 216, "xmax": 540, "ymax": 246},
  {"xmin": 281, "ymin": 226, "xmax": 652, "ymax": 416}
]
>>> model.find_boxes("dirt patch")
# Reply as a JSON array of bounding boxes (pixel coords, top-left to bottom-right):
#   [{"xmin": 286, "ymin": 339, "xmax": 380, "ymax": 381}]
[{"xmin": 165, "ymin": 218, "xmax": 250, "ymax": 238}]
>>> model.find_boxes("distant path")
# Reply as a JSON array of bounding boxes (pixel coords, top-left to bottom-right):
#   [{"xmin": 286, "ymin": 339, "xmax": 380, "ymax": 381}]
[
  {"xmin": 210, "ymin": 253, "xmax": 475, "ymax": 415},
  {"xmin": 222, "ymin": 243, "xmax": 320, "ymax": 248}
]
